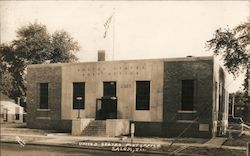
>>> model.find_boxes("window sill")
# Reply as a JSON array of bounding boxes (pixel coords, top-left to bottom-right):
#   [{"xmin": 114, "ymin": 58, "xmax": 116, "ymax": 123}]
[
  {"xmin": 178, "ymin": 110, "xmax": 197, "ymax": 113},
  {"xmin": 176, "ymin": 120, "xmax": 197, "ymax": 123},
  {"xmin": 37, "ymin": 109, "xmax": 51, "ymax": 111},
  {"xmin": 135, "ymin": 109, "xmax": 150, "ymax": 111},
  {"xmin": 36, "ymin": 117, "xmax": 51, "ymax": 120}
]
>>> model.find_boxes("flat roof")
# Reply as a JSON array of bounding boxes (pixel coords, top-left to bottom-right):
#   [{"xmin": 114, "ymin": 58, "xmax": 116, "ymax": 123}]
[{"xmin": 28, "ymin": 56, "xmax": 214, "ymax": 68}]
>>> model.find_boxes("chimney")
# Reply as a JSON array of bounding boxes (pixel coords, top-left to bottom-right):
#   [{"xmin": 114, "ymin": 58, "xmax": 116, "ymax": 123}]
[{"xmin": 98, "ymin": 50, "xmax": 105, "ymax": 61}]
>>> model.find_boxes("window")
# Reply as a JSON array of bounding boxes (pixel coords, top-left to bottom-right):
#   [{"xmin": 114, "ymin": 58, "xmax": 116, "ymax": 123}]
[
  {"xmin": 40, "ymin": 83, "xmax": 48, "ymax": 109},
  {"xmin": 181, "ymin": 80, "xmax": 195, "ymax": 110},
  {"xmin": 73, "ymin": 82, "xmax": 85, "ymax": 109},
  {"xmin": 15, "ymin": 107, "xmax": 20, "ymax": 120},
  {"xmin": 3, "ymin": 109, "xmax": 7, "ymax": 121},
  {"xmin": 103, "ymin": 82, "xmax": 116, "ymax": 97},
  {"xmin": 136, "ymin": 81, "xmax": 150, "ymax": 110},
  {"xmin": 15, "ymin": 114, "xmax": 20, "ymax": 120}
]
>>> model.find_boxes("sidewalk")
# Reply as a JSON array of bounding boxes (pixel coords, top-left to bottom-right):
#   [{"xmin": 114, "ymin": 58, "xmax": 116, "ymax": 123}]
[
  {"xmin": 1, "ymin": 123, "xmax": 248, "ymax": 155},
  {"xmin": 204, "ymin": 137, "xmax": 228, "ymax": 148},
  {"xmin": 0, "ymin": 132, "xmax": 246, "ymax": 151}
]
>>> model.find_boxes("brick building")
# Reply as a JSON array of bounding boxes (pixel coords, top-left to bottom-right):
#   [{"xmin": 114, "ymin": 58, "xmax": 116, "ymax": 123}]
[{"xmin": 26, "ymin": 56, "xmax": 229, "ymax": 138}]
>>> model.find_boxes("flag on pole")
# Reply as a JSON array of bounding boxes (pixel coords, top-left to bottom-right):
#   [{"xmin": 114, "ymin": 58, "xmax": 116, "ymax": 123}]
[{"xmin": 103, "ymin": 14, "xmax": 113, "ymax": 38}]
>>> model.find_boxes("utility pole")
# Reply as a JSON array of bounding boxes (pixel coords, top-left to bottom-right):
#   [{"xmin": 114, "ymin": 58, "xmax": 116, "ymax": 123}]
[{"xmin": 232, "ymin": 95, "xmax": 235, "ymax": 117}]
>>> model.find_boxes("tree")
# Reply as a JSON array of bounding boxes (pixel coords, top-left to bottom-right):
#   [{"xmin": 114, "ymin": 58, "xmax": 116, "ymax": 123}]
[
  {"xmin": 0, "ymin": 57, "xmax": 15, "ymax": 97},
  {"xmin": 0, "ymin": 44, "xmax": 23, "ymax": 99},
  {"xmin": 206, "ymin": 19, "xmax": 250, "ymax": 96},
  {"xmin": 229, "ymin": 91, "xmax": 249, "ymax": 122},
  {"xmin": 51, "ymin": 31, "xmax": 79, "ymax": 63},
  {"xmin": 0, "ymin": 22, "xmax": 79, "ymax": 100}
]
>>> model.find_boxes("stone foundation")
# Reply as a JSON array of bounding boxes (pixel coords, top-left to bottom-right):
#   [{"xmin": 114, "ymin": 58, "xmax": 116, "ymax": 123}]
[
  {"xmin": 72, "ymin": 118, "xmax": 94, "ymax": 135},
  {"xmin": 106, "ymin": 119, "xmax": 129, "ymax": 137}
]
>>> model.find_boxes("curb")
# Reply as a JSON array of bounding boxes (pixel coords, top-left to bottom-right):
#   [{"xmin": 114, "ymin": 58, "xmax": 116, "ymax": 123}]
[{"xmin": 1, "ymin": 140, "xmax": 112, "ymax": 151}]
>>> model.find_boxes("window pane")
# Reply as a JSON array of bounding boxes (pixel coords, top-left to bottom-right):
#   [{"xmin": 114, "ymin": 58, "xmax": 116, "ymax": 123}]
[
  {"xmin": 40, "ymin": 83, "xmax": 48, "ymax": 109},
  {"xmin": 181, "ymin": 80, "xmax": 194, "ymax": 110},
  {"xmin": 136, "ymin": 81, "xmax": 150, "ymax": 110},
  {"xmin": 73, "ymin": 82, "xmax": 85, "ymax": 109}
]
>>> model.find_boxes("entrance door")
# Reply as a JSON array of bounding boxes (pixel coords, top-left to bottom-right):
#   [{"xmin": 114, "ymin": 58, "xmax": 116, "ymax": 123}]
[{"xmin": 96, "ymin": 82, "xmax": 117, "ymax": 120}]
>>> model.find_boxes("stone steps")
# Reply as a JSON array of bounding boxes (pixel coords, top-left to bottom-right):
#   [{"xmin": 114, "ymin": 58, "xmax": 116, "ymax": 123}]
[{"xmin": 81, "ymin": 120, "xmax": 106, "ymax": 136}]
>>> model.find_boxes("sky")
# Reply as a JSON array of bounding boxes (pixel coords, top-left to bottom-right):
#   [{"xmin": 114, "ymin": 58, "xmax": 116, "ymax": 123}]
[{"xmin": 0, "ymin": 1, "xmax": 249, "ymax": 93}]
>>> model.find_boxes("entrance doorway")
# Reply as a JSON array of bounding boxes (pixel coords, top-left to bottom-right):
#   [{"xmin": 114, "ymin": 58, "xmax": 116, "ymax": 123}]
[{"xmin": 96, "ymin": 82, "xmax": 117, "ymax": 120}]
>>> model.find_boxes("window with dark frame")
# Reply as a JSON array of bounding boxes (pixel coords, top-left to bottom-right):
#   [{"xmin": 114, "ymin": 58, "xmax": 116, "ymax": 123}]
[
  {"xmin": 103, "ymin": 82, "xmax": 116, "ymax": 97},
  {"xmin": 136, "ymin": 81, "xmax": 150, "ymax": 110},
  {"xmin": 3, "ymin": 109, "xmax": 7, "ymax": 121},
  {"xmin": 15, "ymin": 114, "xmax": 20, "ymax": 120},
  {"xmin": 181, "ymin": 80, "xmax": 195, "ymax": 111},
  {"xmin": 15, "ymin": 107, "xmax": 20, "ymax": 120},
  {"xmin": 73, "ymin": 82, "xmax": 85, "ymax": 109},
  {"xmin": 40, "ymin": 83, "xmax": 48, "ymax": 109}
]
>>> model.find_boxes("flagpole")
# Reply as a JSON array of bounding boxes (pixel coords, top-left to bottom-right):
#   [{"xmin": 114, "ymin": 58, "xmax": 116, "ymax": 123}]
[
  {"xmin": 103, "ymin": 9, "xmax": 115, "ymax": 60},
  {"xmin": 112, "ymin": 8, "xmax": 115, "ymax": 60}
]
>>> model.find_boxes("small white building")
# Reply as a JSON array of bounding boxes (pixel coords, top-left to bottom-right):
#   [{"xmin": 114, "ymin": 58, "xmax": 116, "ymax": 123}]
[{"xmin": 0, "ymin": 101, "xmax": 24, "ymax": 123}]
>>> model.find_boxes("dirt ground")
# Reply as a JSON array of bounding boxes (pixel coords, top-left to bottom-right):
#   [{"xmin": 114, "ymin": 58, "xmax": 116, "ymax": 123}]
[
  {"xmin": 223, "ymin": 133, "xmax": 250, "ymax": 147},
  {"xmin": 181, "ymin": 146, "xmax": 245, "ymax": 156}
]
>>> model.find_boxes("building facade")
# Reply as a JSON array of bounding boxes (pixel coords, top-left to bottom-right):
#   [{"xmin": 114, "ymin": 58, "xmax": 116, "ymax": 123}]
[
  {"xmin": 26, "ymin": 56, "xmax": 229, "ymax": 138},
  {"xmin": 0, "ymin": 101, "xmax": 24, "ymax": 123}
]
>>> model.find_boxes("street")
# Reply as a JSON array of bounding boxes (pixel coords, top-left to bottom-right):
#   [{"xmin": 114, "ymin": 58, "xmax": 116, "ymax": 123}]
[{"xmin": 0, "ymin": 143, "xmax": 164, "ymax": 156}]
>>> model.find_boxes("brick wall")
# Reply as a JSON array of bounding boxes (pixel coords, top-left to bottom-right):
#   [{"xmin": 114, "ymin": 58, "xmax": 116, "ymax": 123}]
[
  {"xmin": 163, "ymin": 57, "xmax": 214, "ymax": 138},
  {"xmin": 26, "ymin": 65, "xmax": 71, "ymax": 131},
  {"xmin": 26, "ymin": 57, "xmax": 224, "ymax": 137}
]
